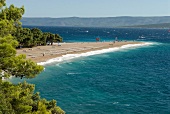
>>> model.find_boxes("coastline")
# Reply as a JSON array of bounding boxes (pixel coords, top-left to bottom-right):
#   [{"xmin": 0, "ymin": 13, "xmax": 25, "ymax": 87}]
[{"xmin": 17, "ymin": 41, "xmax": 152, "ymax": 65}]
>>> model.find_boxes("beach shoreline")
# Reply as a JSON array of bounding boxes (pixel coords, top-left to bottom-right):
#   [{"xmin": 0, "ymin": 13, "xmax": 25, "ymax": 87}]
[{"xmin": 17, "ymin": 41, "xmax": 148, "ymax": 65}]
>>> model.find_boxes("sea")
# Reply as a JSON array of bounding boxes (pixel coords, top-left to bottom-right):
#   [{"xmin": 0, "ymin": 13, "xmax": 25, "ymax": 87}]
[{"xmin": 11, "ymin": 26, "xmax": 170, "ymax": 114}]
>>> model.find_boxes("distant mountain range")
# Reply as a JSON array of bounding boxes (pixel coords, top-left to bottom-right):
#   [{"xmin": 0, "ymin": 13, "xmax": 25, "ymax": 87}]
[
  {"xmin": 21, "ymin": 16, "xmax": 170, "ymax": 28},
  {"xmin": 126, "ymin": 23, "xmax": 170, "ymax": 28}
]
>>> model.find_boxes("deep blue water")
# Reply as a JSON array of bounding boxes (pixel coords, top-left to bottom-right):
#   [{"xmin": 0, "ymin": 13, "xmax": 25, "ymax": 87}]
[{"xmin": 11, "ymin": 27, "xmax": 170, "ymax": 114}]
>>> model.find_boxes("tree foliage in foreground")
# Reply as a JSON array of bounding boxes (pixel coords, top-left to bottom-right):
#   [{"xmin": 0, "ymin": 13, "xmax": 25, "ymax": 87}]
[
  {"xmin": 0, "ymin": 1, "xmax": 65, "ymax": 113},
  {"xmin": 0, "ymin": 81, "xmax": 65, "ymax": 114},
  {"xmin": 0, "ymin": 34, "xmax": 43, "ymax": 79}
]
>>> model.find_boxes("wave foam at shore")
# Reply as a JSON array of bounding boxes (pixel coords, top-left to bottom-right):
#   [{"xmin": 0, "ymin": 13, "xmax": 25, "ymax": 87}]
[{"xmin": 38, "ymin": 42, "xmax": 154, "ymax": 65}]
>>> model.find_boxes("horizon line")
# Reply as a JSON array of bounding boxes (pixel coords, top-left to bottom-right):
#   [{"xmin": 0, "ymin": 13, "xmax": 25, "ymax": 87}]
[{"xmin": 22, "ymin": 16, "xmax": 170, "ymax": 18}]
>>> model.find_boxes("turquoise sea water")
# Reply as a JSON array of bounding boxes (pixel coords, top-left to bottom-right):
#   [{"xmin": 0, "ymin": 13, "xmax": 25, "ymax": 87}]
[{"xmin": 11, "ymin": 27, "xmax": 170, "ymax": 114}]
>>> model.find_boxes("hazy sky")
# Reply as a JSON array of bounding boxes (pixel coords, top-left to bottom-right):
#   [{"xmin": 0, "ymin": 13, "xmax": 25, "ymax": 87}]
[{"xmin": 6, "ymin": 0, "xmax": 170, "ymax": 18}]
